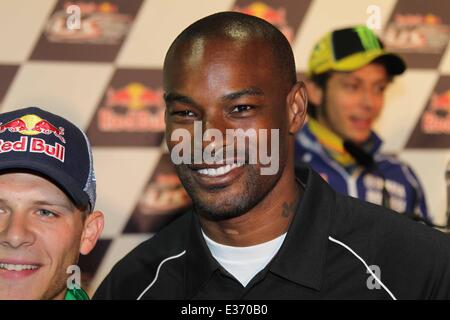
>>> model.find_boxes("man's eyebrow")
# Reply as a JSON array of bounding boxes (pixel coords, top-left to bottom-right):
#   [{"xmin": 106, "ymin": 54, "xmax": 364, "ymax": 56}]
[
  {"xmin": 0, "ymin": 198, "xmax": 75, "ymax": 212},
  {"xmin": 163, "ymin": 88, "xmax": 264, "ymax": 105},
  {"xmin": 33, "ymin": 200, "xmax": 75, "ymax": 212},
  {"xmin": 340, "ymin": 73, "xmax": 360, "ymax": 81},
  {"xmin": 222, "ymin": 88, "xmax": 264, "ymax": 101},
  {"xmin": 348, "ymin": 74, "xmax": 389, "ymax": 84},
  {"xmin": 164, "ymin": 92, "xmax": 197, "ymax": 105}
]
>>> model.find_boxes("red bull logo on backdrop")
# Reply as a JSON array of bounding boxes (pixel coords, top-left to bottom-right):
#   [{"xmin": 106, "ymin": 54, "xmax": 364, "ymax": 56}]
[
  {"xmin": 406, "ymin": 76, "xmax": 450, "ymax": 149},
  {"xmin": 233, "ymin": 2, "xmax": 294, "ymax": 43},
  {"xmin": 421, "ymin": 89, "xmax": 450, "ymax": 134},
  {"xmin": 0, "ymin": 114, "xmax": 65, "ymax": 162},
  {"xmin": 97, "ymin": 82, "xmax": 165, "ymax": 133}
]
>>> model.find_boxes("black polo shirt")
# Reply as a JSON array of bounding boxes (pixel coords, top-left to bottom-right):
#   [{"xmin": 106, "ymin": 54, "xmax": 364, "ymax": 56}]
[{"xmin": 94, "ymin": 166, "xmax": 450, "ymax": 300}]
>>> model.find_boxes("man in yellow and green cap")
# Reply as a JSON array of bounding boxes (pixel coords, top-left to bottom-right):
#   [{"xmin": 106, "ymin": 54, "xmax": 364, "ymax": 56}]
[{"xmin": 296, "ymin": 25, "xmax": 430, "ymax": 223}]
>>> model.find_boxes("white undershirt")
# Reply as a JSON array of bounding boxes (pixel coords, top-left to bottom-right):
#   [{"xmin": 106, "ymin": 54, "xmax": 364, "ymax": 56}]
[{"xmin": 202, "ymin": 230, "xmax": 287, "ymax": 287}]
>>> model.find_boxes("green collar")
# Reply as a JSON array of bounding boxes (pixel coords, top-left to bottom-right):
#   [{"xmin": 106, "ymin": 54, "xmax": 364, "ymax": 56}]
[{"xmin": 64, "ymin": 288, "xmax": 90, "ymax": 300}]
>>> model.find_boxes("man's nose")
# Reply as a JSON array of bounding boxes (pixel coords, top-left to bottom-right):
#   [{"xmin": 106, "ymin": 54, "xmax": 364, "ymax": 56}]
[
  {"xmin": 361, "ymin": 88, "xmax": 377, "ymax": 111},
  {"xmin": 0, "ymin": 212, "xmax": 35, "ymax": 249},
  {"xmin": 200, "ymin": 112, "xmax": 227, "ymax": 151}
]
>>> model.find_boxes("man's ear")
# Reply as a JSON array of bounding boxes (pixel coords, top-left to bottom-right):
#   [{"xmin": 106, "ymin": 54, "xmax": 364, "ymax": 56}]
[
  {"xmin": 287, "ymin": 81, "xmax": 308, "ymax": 134},
  {"xmin": 305, "ymin": 79, "xmax": 323, "ymax": 106},
  {"xmin": 79, "ymin": 211, "xmax": 104, "ymax": 256}
]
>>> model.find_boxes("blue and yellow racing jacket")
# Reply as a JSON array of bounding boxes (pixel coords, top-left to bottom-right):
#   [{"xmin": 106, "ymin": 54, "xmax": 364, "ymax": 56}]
[{"xmin": 296, "ymin": 118, "xmax": 429, "ymax": 221}]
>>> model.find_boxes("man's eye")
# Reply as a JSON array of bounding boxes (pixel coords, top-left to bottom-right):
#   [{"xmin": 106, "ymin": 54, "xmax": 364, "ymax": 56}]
[
  {"xmin": 344, "ymin": 83, "xmax": 359, "ymax": 91},
  {"xmin": 172, "ymin": 110, "xmax": 196, "ymax": 117},
  {"xmin": 231, "ymin": 105, "xmax": 252, "ymax": 113},
  {"xmin": 374, "ymin": 84, "xmax": 387, "ymax": 94},
  {"xmin": 36, "ymin": 209, "xmax": 57, "ymax": 218}
]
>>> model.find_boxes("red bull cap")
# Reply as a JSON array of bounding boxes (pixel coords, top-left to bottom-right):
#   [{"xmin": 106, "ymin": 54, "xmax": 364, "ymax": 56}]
[{"xmin": 0, "ymin": 107, "xmax": 96, "ymax": 212}]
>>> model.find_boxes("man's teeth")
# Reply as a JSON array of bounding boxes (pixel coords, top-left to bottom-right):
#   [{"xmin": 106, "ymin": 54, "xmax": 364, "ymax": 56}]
[
  {"xmin": 0, "ymin": 263, "xmax": 39, "ymax": 271},
  {"xmin": 197, "ymin": 163, "xmax": 244, "ymax": 176}
]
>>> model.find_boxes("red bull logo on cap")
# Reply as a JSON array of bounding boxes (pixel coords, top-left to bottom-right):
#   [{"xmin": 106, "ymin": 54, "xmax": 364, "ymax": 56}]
[
  {"xmin": 0, "ymin": 114, "xmax": 66, "ymax": 143},
  {"xmin": 0, "ymin": 114, "xmax": 66, "ymax": 162}
]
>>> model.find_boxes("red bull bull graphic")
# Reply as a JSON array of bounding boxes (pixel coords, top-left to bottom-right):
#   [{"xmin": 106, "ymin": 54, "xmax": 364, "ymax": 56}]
[
  {"xmin": 32, "ymin": 120, "xmax": 66, "ymax": 143},
  {"xmin": 97, "ymin": 82, "xmax": 165, "ymax": 133},
  {"xmin": 0, "ymin": 119, "xmax": 28, "ymax": 133},
  {"xmin": 234, "ymin": 2, "xmax": 294, "ymax": 43},
  {"xmin": 0, "ymin": 114, "xmax": 66, "ymax": 162},
  {"xmin": 0, "ymin": 114, "xmax": 65, "ymax": 143}
]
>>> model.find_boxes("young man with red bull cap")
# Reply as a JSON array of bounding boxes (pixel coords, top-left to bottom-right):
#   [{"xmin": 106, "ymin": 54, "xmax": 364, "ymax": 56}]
[
  {"xmin": 296, "ymin": 25, "xmax": 430, "ymax": 223},
  {"xmin": 0, "ymin": 106, "xmax": 104, "ymax": 300}
]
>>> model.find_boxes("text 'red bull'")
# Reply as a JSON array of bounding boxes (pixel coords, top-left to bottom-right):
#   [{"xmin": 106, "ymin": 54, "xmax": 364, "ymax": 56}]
[{"xmin": 0, "ymin": 136, "xmax": 65, "ymax": 162}]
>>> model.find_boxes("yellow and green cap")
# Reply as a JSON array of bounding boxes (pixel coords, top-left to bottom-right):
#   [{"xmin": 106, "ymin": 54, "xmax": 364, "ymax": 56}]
[{"xmin": 307, "ymin": 25, "xmax": 406, "ymax": 77}]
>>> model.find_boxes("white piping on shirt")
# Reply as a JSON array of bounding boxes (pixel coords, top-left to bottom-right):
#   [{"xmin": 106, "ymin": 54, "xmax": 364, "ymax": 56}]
[
  {"xmin": 136, "ymin": 250, "xmax": 187, "ymax": 300},
  {"xmin": 136, "ymin": 238, "xmax": 397, "ymax": 300},
  {"xmin": 328, "ymin": 236, "xmax": 397, "ymax": 300}
]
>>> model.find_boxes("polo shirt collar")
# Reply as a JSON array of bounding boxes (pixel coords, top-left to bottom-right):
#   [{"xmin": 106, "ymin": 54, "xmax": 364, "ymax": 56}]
[
  {"xmin": 184, "ymin": 165, "xmax": 334, "ymax": 296},
  {"xmin": 185, "ymin": 211, "xmax": 221, "ymax": 299},
  {"xmin": 269, "ymin": 165, "xmax": 334, "ymax": 291}
]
